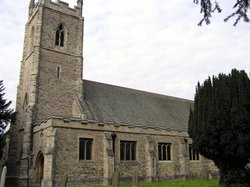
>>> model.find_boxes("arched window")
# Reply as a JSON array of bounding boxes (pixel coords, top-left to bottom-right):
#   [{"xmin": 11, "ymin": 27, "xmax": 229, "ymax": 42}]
[
  {"xmin": 79, "ymin": 138, "xmax": 93, "ymax": 160},
  {"xmin": 158, "ymin": 143, "xmax": 171, "ymax": 161},
  {"xmin": 120, "ymin": 141, "xmax": 136, "ymax": 161},
  {"xmin": 55, "ymin": 24, "xmax": 64, "ymax": 47}
]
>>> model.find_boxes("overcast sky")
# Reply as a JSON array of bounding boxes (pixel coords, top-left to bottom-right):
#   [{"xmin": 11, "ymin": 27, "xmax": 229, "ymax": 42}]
[{"xmin": 0, "ymin": 0, "xmax": 250, "ymax": 108}]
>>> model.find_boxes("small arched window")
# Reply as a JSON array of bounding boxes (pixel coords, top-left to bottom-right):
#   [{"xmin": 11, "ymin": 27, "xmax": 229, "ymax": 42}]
[{"xmin": 55, "ymin": 24, "xmax": 64, "ymax": 47}]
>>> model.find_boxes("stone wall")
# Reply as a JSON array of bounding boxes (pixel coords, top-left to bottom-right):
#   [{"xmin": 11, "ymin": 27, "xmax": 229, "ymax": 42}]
[
  {"xmin": 53, "ymin": 127, "xmax": 105, "ymax": 185},
  {"xmin": 31, "ymin": 118, "xmax": 218, "ymax": 186},
  {"xmin": 35, "ymin": 48, "xmax": 83, "ymax": 122},
  {"xmin": 34, "ymin": 4, "xmax": 83, "ymax": 123}
]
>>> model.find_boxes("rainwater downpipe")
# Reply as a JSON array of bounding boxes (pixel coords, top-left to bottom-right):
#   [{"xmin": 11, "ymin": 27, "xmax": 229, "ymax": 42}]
[{"xmin": 111, "ymin": 132, "xmax": 117, "ymax": 171}]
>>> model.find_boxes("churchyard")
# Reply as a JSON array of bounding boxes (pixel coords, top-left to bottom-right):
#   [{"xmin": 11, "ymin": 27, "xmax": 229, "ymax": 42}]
[{"xmin": 68, "ymin": 179, "xmax": 219, "ymax": 187}]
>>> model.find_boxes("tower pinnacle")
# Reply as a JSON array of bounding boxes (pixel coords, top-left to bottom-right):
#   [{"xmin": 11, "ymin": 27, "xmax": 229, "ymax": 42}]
[
  {"xmin": 29, "ymin": 0, "xmax": 35, "ymax": 8},
  {"xmin": 77, "ymin": 0, "xmax": 83, "ymax": 13},
  {"xmin": 29, "ymin": 0, "xmax": 35, "ymax": 15}
]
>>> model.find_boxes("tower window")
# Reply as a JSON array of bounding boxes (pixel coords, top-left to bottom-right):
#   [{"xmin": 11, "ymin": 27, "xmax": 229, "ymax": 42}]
[
  {"xmin": 55, "ymin": 24, "xmax": 64, "ymax": 47},
  {"xmin": 79, "ymin": 138, "xmax": 93, "ymax": 160}
]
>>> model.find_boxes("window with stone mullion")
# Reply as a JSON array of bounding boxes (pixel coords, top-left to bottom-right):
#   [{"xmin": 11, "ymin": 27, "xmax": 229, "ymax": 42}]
[
  {"xmin": 189, "ymin": 144, "xmax": 199, "ymax": 161},
  {"xmin": 55, "ymin": 24, "xmax": 64, "ymax": 47},
  {"xmin": 120, "ymin": 141, "xmax": 136, "ymax": 161},
  {"xmin": 79, "ymin": 138, "xmax": 92, "ymax": 160},
  {"xmin": 158, "ymin": 143, "xmax": 171, "ymax": 161}
]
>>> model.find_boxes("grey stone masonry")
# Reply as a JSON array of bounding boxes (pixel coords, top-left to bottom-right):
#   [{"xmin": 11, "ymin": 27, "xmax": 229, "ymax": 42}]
[
  {"xmin": 6, "ymin": 1, "xmax": 84, "ymax": 187},
  {"xmin": 6, "ymin": 0, "xmax": 219, "ymax": 187}
]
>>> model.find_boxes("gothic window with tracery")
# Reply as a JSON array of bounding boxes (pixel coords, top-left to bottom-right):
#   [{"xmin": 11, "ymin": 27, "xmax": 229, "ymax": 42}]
[{"xmin": 55, "ymin": 24, "xmax": 64, "ymax": 47}]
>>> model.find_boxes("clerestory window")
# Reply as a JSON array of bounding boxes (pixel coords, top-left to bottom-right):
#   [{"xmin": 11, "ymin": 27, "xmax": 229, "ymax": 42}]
[
  {"xmin": 158, "ymin": 143, "xmax": 171, "ymax": 161},
  {"xmin": 55, "ymin": 24, "xmax": 64, "ymax": 47},
  {"xmin": 189, "ymin": 144, "xmax": 200, "ymax": 161},
  {"xmin": 120, "ymin": 141, "xmax": 136, "ymax": 161},
  {"xmin": 79, "ymin": 138, "xmax": 93, "ymax": 160}
]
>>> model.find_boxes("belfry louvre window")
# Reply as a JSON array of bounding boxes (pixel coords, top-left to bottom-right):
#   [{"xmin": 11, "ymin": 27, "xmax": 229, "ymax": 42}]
[
  {"xmin": 79, "ymin": 138, "xmax": 93, "ymax": 160},
  {"xmin": 55, "ymin": 24, "xmax": 64, "ymax": 47},
  {"xmin": 158, "ymin": 143, "xmax": 171, "ymax": 161},
  {"xmin": 120, "ymin": 141, "xmax": 136, "ymax": 161},
  {"xmin": 189, "ymin": 144, "xmax": 199, "ymax": 161}
]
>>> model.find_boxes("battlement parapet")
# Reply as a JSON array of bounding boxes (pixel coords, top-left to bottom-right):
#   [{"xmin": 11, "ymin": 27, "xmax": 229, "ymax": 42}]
[{"xmin": 29, "ymin": 0, "xmax": 82, "ymax": 17}]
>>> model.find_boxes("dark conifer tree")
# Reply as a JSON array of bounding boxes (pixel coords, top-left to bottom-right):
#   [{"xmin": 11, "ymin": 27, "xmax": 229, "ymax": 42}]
[
  {"xmin": 0, "ymin": 80, "xmax": 14, "ymax": 159},
  {"xmin": 189, "ymin": 69, "xmax": 250, "ymax": 186}
]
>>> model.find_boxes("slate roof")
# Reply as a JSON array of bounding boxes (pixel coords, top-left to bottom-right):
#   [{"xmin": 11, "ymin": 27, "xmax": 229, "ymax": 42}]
[{"xmin": 83, "ymin": 80, "xmax": 193, "ymax": 131}]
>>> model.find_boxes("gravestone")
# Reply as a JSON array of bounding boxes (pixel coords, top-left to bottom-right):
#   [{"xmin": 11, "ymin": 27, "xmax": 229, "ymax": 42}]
[
  {"xmin": 59, "ymin": 174, "xmax": 68, "ymax": 187},
  {"xmin": 112, "ymin": 170, "xmax": 120, "ymax": 187},
  {"xmin": 0, "ymin": 166, "xmax": 7, "ymax": 187},
  {"xmin": 132, "ymin": 170, "xmax": 138, "ymax": 187}
]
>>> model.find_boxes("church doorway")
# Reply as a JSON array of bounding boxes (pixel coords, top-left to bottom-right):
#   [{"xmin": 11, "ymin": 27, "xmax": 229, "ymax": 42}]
[{"xmin": 35, "ymin": 151, "xmax": 44, "ymax": 187}]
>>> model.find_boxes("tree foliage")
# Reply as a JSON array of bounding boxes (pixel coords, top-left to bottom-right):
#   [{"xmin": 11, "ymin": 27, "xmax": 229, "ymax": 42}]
[
  {"xmin": 188, "ymin": 69, "xmax": 250, "ymax": 186},
  {"xmin": 194, "ymin": 0, "xmax": 250, "ymax": 26},
  {"xmin": 0, "ymin": 80, "xmax": 15, "ymax": 159}
]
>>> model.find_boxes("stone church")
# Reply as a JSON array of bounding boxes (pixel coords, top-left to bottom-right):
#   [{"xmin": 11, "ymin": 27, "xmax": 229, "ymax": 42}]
[{"xmin": 6, "ymin": 0, "xmax": 218, "ymax": 186}]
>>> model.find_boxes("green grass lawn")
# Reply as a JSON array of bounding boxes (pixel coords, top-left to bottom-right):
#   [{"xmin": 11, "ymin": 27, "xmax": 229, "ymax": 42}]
[{"xmin": 69, "ymin": 179, "xmax": 219, "ymax": 187}]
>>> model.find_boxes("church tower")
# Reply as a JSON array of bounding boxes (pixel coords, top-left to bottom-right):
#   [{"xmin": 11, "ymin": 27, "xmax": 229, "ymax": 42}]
[{"xmin": 7, "ymin": 0, "xmax": 84, "ymax": 186}]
